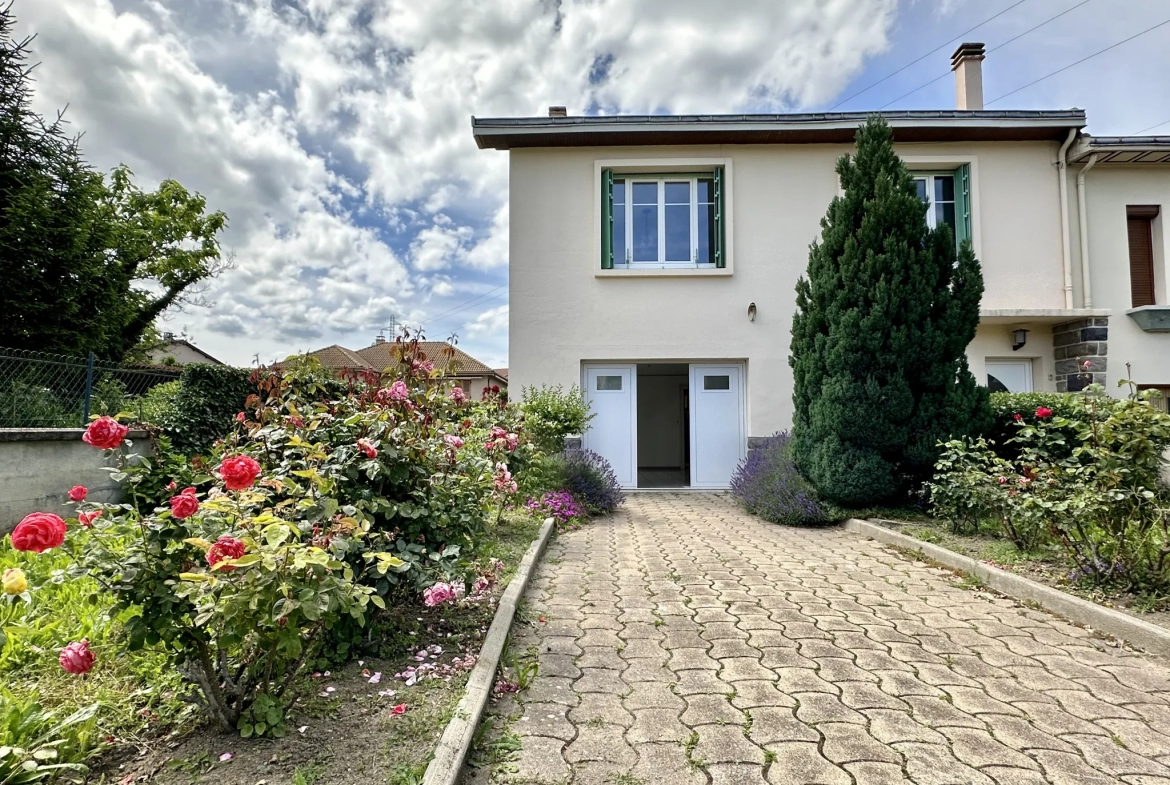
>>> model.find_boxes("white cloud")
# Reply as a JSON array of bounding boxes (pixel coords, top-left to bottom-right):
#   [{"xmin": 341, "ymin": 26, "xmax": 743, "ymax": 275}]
[{"xmin": 464, "ymin": 304, "xmax": 509, "ymax": 338}]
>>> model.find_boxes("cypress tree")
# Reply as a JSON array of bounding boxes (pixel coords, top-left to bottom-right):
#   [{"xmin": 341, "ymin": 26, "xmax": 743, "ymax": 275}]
[{"xmin": 790, "ymin": 116, "xmax": 991, "ymax": 506}]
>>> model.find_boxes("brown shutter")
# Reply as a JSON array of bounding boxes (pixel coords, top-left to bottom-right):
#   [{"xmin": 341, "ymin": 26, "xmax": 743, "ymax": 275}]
[{"xmin": 1127, "ymin": 206, "xmax": 1159, "ymax": 308}]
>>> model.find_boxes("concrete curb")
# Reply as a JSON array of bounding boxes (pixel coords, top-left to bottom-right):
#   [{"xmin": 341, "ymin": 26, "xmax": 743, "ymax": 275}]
[
  {"xmin": 422, "ymin": 516, "xmax": 556, "ymax": 785},
  {"xmin": 844, "ymin": 518, "xmax": 1170, "ymax": 657}
]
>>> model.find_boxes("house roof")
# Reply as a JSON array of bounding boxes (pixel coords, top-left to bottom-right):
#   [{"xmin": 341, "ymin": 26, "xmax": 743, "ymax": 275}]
[
  {"xmin": 152, "ymin": 339, "xmax": 223, "ymax": 365},
  {"xmin": 471, "ymin": 110, "xmax": 1087, "ymax": 150},
  {"xmin": 305, "ymin": 344, "xmax": 374, "ymax": 370},
  {"xmin": 1069, "ymin": 134, "xmax": 1170, "ymax": 164},
  {"xmin": 495, "ymin": 368, "xmax": 508, "ymax": 379},
  {"xmin": 356, "ymin": 341, "xmax": 503, "ymax": 380}
]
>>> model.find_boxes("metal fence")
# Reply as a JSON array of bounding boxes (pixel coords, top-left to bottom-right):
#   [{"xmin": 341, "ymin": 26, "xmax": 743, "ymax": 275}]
[{"xmin": 0, "ymin": 347, "xmax": 182, "ymax": 429}]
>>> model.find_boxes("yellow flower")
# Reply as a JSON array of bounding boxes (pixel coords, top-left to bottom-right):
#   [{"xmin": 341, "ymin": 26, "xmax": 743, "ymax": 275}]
[{"xmin": 2, "ymin": 568, "xmax": 27, "ymax": 595}]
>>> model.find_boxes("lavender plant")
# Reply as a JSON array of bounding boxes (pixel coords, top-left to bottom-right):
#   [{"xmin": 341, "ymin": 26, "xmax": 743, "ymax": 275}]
[
  {"xmin": 730, "ymin": 432, "xmax": 832, "ymax": 526},
  {"xmin": 562, "ymin": 450, "xmax": 624, "ymax": 514}
]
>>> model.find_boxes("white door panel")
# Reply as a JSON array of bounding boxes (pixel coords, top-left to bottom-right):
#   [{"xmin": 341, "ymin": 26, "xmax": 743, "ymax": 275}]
[
  {"xmin": 986, "ymin": 360, "xmax": 1033, "ymax": 393},
  {"xmin": 583, "ymin": 365, "xmax": 637, "ymax": 488},
  {"xmin": 689, "ymin": 364, "xmax": 745, "ymax": 488}
]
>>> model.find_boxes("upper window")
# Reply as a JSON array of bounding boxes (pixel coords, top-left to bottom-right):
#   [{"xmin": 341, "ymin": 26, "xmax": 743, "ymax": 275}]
[
  {"xmin": 912, "ymin": 165, "xmax": 971, "ymax": 249},
  {"xmin": 602, "ymin": 169, "xmax": 724, "ymax": 269},
  {"xmin": 1127, "ymin": 205, "xmax": 1159, "ymax": 308}
]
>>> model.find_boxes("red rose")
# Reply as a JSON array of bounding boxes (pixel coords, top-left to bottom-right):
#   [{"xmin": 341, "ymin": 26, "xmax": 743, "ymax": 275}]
[
  {"xmin": 169, "ymin": 488, "xmax": 199, "ymax": 519},
  {"xmin": 1035, "ymin": 407, "xmax": 1053, "ymax": 419},
  {"xmin": 82, "ymin": 416, "xmax": 129, "ymax": 450},
  {"xmin": 11, "ymin": 512, "xmax": 67, "ymax": 553},
  {"xmin": 218, "ymin": 455, "xmax": 262, "ymax": 491},
  {"xmin": 59, "ymin": 640, "xmax": 96, "ymax": 675},
  {"xmin": 68, "ymin": 485, "xmax": 87, "ymax": 502},
  {"xmin": 356, "ymin": 438, "xmax": 378, "ymax": 459},
  {"xmin": 79, "ymin": 510, "xmax": 102, "ymax": 528},
  {"xmin": 206, "ymin": 536, "xmax": 247, "ymax": 571},
  {"xmin": 1013, "ymin": 413, "xmax": 1023, "ymax": 422}
]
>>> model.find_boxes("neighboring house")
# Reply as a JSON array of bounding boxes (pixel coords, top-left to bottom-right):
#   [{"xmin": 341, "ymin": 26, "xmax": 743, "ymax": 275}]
[
  {"xmin": 147, "ymin": 335, "xmax": 223, "ymax": 366},
  {"xmin": 473, "ymin": 44, "xmax": 1170, "ymax": 490},
  {"xmin": 302, "ymin": 338, "xmax": 507, "ymax": 400}
]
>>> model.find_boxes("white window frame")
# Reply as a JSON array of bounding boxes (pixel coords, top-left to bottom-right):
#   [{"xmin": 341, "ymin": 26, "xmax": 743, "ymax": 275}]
[
  {"xmin": 614, "ymin": 176, "xmax": 716, "ymax": 269},
  {"xmin": 913, "ymin": 173, "xmax": 956, "ymax": 231}
]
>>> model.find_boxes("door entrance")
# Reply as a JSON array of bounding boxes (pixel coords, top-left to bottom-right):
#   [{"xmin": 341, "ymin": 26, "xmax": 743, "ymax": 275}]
[
  {"xmin": 582, "ymin": 365, "xmax": 637, "ymax": 488},
  {"xmin": 986, "ymin": 359, "xmax": 1033, "ymax": 393},
  {"xmin": 689, "ymin": 364, "xmax": 746, "ymax": 488}
]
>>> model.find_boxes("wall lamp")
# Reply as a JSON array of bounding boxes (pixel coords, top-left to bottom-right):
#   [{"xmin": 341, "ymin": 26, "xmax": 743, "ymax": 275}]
[
  {"xmin": 1012, "ymin": 328, "xmax": 1030, "ymax": 351},
  {"xmin": 748, "ymin": 302, "xmax": 757, "ymax": 322}
]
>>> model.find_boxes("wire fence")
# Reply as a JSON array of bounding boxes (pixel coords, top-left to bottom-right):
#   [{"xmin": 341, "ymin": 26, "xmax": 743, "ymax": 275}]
[{"xmin": 0, "ymin": 347, "xmax": 182, "ymax": 429}]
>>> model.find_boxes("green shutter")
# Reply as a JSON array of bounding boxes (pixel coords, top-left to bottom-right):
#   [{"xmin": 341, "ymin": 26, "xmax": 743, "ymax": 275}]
[
  {"xmin": 955, "ymin": 163, "xmax": 971, "ymax": 247},
  {"xmin": 714, "ymin": 167, "xmax": 725, "ymax": 268},
  {"xmin": 601, "ymin": 168, "xmax": 614, "ymax": 269}
]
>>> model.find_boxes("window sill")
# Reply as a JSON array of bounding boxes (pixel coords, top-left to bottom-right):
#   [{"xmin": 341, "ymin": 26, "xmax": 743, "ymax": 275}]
[
  {"xmin": 1126, "ymin": 305, "xmax": 1170, "ymax": 332},
  {"xmin": 596, "ymin": 267, "xmax": 732, "ymax": 278}
]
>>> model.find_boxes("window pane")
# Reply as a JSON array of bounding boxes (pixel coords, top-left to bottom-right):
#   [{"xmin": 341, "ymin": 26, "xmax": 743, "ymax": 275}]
[
  {"xmin": 697, "ymin": 178, "xmax": 714, "ymax": 203},
  {"xmin": 697, "ymin": 199, "xmax": 715, "ymax": 264},
  {"xmin": 665, "ymin": 204, "xmax": 690, "ymax": 261},
  {"xmin": 703, "ymin": 375, "xmax": 730, "ymax": 391},
  {"xmin": 915, "ymin": 178, "xmax": 928, "ymax": 203},
  {"xmin": 937, "ymin": 202, "xmax": 956, "ymax": 234},
  {"xmin": 935, "ymin": 175, "xmax": 955, "ymax": 203},
  {"xmin": 664, "ymin": 181, "xmax": 690, "ymax": 204},
  {"xmin": 632, "ymin": 182, "xmax": 657, "ymax": 205},
  {"xmin": 632, "ymin": 204, "xmax": 658, "ymax": 261},
  {"xmin": 612, "ymin": 181, "xmax": 625, "ymax": 263},
  {"xmin": 596, "ymin": 375, "xmax": 622, "ymax": 391},
  {"xmin": 612, "ymin": 180, "xmax": 625, "ymax": 206}
]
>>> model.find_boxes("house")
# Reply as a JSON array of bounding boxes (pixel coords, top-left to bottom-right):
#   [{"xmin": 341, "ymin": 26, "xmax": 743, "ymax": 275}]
[
  {"xmin": 147, "ymin": 335, "xmax": 223, "ymax": 366},
  {"xmin": 303, "ymin": 338, "xmax": 507, "ymax": 399},
  {"xmin": 473, "ymin": 44, "xmax": 1170, "ymax": 490}
]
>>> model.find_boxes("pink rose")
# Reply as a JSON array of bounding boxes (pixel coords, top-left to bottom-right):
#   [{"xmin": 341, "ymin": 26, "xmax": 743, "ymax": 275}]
[
  {"xmin": 449, "ymin": 387, "xmax": 467, "ymax": 404},
  {"xmin": 357, "ymin": 438, "xmax": 378, "ymax": 459},
  {"xmin": 504, "ymin": 433, "xmax": 519, "ymax": 451},
  {"xmin": 169, "ymin": 488, "xmax": 199, "ymax": 519},
  {"xmin": 82, "ymin": 416, "xmax": 129, "ymax": 450},
  {"xmin": 68, "ymin": 485, "xmax": 87, "ymax": 502},
  {"xmin": 218, "ymin": 455, "xmax": 261, "ymax": 491},
  {"xmin": 11, "ymin": 512, "xmax": 67, "ymax": 553},
  {"xmin": 235, "ymin": 412, "xmax": 246, "ymax": 423},
  {"xmin": 489, "ymin": 426, "xmax": 507, "ymax": 440},
  {"xmin": 419, "ymin": 361, "xmax": 434, "ymax": 374},
  {"xmin": 387, "ymin": 381, "xmax": 410, "ymax": 402},
  {"xmin": 444, "ymin": 434, "xmax": 464, "ymax": 449},
  {"xmin": 206, "ymin": 536, "xmax": 247, "ymax": 571},
  {"xmin": 423, "ymin": 582, "xmax": 456, "ymax": 607},
  {"xmin": 472, "ymin": 576, "xmax": 491, "ymax": 595},
  {"xmin": 1035, "ymin": 407, "xmax": 1053, "ymax": 419},
  {"xmin": 1013, "ymin": 413, "xmax": 1023, "ymax": 422},
  {"xmin": 391, "ymin": 703, "xmax": 407, "ymax": 716},
  {"xmin": 79, "ymin": 510, "xmax": 102, "ymax": 528},
  {"xmin": 60, "ymin": 640, "xmax": 96, "ymax": 675}
]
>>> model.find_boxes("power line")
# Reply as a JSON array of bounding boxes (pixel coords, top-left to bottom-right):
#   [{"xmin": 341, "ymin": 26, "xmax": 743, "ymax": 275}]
[
  {"xmin": 418, "ymin": 283, "xmax": 508, "ymax": 331},
  {"xmin": 986, "ymin": 17, "xmax": 1170, "ymax": 105},
  {"xmin": 828, "ymin": 0, "xmax": 1031, "ymax": 111},
  {"xmin": 424, "ymin": 291, "xmax": 509, "ymax": 333},
  {"xmin": 1132, "ymin": 118, "xmax": 1170, "ymax": 135},
  {"xmin": 880, "ymin": 0, "xmax": 1094, "ymax": 109}
]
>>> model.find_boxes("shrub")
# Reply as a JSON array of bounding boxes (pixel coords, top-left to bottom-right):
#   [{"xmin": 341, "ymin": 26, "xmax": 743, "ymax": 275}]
[
  {"xmin": 730, "ymin": 432, "xmax": 834, "ymax": 526},
  {"xmin": 520, "ymin": 384, "xmax": 594, "ymax": 453},
  {"xmin": 516, "ymin": 453, "xmax": 568, "ymax": 499},
  {"xmin": 562, "ymin": 450, "xmax": 623, "ymax": 514},
  {"xmin": 930, "ymin": 385, "xmax": 1170, "ymax": 587},
  {"xmin": 987, "ymin": 391, "xmax": 1092, "ymax": 460},
  {"xmin": 134, "ymin": 378, "xmax": 181, "ymax": 425},
  {"xmin": 160, "ymin": 364, "xmax": 257, "ymax": 453}
]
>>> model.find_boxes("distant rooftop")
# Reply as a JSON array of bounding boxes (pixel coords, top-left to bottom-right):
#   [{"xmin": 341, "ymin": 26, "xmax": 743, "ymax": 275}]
[
  {"xmin": 1070, "ymin": 134, "xmax": 1170, "ymax": 164},
  {"xmin": 472, "ymin": 109, "xmax": 1087, "ymax": 150}
]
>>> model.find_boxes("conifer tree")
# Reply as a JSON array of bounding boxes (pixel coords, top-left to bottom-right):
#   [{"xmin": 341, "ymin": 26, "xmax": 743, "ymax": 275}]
[{"xmin": 790, "ymin": 116, "xmax": 990, "ymax": 506}]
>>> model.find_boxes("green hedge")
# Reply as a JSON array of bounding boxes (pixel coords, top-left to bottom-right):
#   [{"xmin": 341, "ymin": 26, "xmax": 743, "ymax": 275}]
[
  {"xmin": 987, "ymin": 391, "xmax": 1089, "ymax": 458},
  {"xmin": 160, "ymin": 364, "xmax": 257, "ymax": 454}
]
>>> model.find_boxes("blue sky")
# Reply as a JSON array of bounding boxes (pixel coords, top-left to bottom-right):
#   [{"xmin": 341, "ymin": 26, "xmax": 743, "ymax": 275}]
[{"xmin": 18, "ymin": 0, "xmax": 1170, "ymax": 367}]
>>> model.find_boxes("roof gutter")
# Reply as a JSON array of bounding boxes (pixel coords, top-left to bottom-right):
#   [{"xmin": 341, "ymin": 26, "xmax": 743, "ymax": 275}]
[
  {"xmin": 1057, "ymin": 128, "xmax": 1077, "ymax": 309},
  {"xmin": 1076, "ymin": 153, "xmax": 1099, "ymax": 308}
]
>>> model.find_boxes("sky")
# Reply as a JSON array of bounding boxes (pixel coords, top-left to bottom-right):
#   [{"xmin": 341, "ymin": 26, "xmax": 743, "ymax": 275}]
[{"xmin": 16, "ymin": 0, "xmax": 1170, "ymax": 368}]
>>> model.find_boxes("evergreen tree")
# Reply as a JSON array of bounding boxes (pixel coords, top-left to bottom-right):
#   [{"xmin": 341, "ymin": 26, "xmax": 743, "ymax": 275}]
[{"xmin": 790, "ymin": 116, "xmax": 990, "ymax": 506}]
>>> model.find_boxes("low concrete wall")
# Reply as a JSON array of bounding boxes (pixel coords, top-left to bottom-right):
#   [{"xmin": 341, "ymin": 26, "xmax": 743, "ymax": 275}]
[{"xmin": 0, "ymin": 429, "xmax": 152, "ymax": 533}]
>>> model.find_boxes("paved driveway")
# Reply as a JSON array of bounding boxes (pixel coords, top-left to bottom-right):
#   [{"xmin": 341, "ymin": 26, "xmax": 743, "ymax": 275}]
[{"xmin": 492, "ymin": 492, "xmax": 1170, "ymax": 785}]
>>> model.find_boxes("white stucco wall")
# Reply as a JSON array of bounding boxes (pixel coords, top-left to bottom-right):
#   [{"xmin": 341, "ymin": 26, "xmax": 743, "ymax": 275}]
[
  {"xmin": 509, "ymin": 140, "xmax": 1068, "ymax": 436},
  {"xmin": 1070, "ymin": 165, "xmax": 1170, "ymax": 388}
]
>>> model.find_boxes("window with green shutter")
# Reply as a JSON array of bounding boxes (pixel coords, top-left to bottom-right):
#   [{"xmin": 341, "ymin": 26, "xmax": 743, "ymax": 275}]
[
  {"xmin": 913, "ymin": 166, "xmax": 972, "ymax": 250},
  {"xmin": 601, "ymin": 168, "xmax": 726, "ymax": 269}
]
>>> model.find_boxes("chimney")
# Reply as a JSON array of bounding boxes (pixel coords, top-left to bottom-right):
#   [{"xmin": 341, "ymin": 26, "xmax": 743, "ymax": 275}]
[
  {"xmin": 951, "ymin": 43, "xmax": 985, "ymax": 110},
  {"xmin": 548, "ymin": 106, "xmax": 567, "ymax": 117},
  {"xmin": 374, "ymin": 334, "xmax": 386, "ymax": 344}
]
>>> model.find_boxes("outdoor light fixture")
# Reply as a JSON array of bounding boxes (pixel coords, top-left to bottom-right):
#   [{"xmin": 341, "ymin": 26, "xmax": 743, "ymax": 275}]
[
  {"xmin": 1012, "ymin": 328, "xmax": 1030, "ymax": 351},
  {"xmin": 748, "ymin": 302, "xmax": 757, "ymax": 322}
]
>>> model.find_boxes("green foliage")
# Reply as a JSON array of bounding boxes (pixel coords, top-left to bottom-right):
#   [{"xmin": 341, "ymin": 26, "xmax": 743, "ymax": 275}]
[
  {"xmin": 516, "ymin": 453, "xmax": 568, "ymax": 499},
  {"xmin": 930, "ymin": 385, "xmax": 1170, "ymax": 588},
  {"xmin": 160, "ymin": 364, "xmax": 257, "ymax": 453},
  {"xmin": 520, "ymin": 385, "xmax": 594, "ymax": 453},
  {"xmin": 790, "ymin": 116, "xmax": 990, "ymax": 506},
  {"xmin": 987, "ymin": 391, "xmax": 1093, "ymax": 460},
  {"xmin": 134, "ymin": 379, "xmax": 182, "ymax": 425},
  {"xmin": 0, "ymin": 692, "xmax": 99, "ymax": 783},
  {"xmin": 0, "ymin": 7, "xmax": 228, "ymax": 360}
]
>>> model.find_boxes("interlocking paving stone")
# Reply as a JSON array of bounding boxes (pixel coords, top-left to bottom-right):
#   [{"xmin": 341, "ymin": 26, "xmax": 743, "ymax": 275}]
[{"xmin": 483, "ymin": 493, "xmax": 1170, "ymax": 784}]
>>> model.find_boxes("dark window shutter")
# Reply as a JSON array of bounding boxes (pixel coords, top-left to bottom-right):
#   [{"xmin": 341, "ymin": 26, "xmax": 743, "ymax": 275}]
[
  {"xmin": 714, "ymin": 167, "xmax": 725, "ymax": 268},
  {"xmin": 601, "ymin": 168, "xmax": 614, "ymax": 269},
  {"xmin": 1127, "ymin": 205, "xmax": 1158, "ymax": 307}
]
